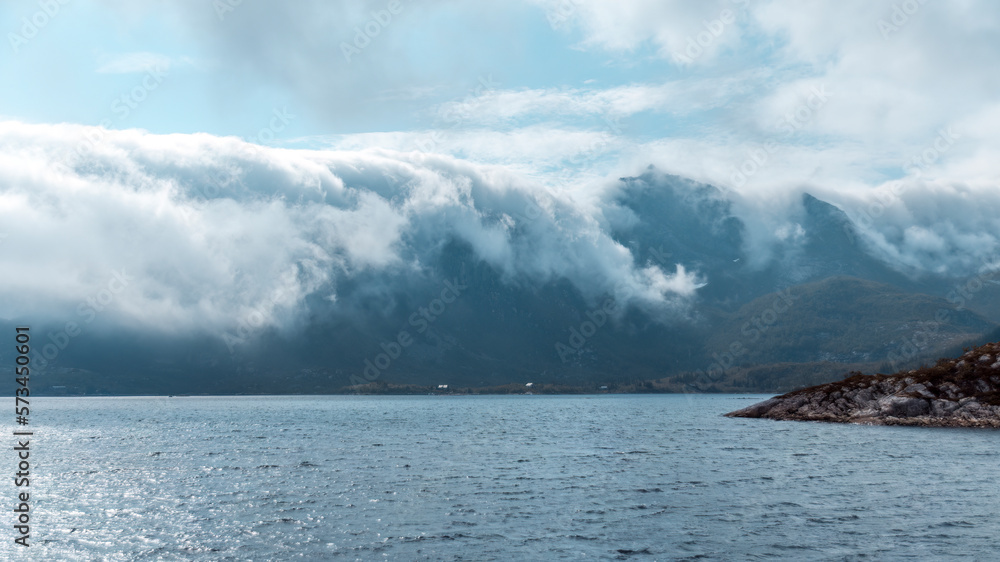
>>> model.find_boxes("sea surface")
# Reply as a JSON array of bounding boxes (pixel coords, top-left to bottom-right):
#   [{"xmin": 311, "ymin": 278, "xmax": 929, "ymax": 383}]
[{"xmin": 8, "ymin": 394, "xmax": 1000, "ymax": 560}]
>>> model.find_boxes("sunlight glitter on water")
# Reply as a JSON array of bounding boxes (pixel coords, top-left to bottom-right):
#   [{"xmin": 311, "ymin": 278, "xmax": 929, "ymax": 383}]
[{"xmin": 9, "ymin": 394, "xmax": 1000, "ymax": 560}]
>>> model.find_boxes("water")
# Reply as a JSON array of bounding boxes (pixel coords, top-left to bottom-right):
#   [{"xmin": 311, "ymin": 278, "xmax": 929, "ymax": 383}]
[{"xmin": 9, "ymin": 394, "xmax": 1000, "ymax": 560}]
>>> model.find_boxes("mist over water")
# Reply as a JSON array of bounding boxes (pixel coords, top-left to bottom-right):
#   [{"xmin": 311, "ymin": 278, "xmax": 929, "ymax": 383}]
[{"xmin": 20, "ymin": 395, "xmax": 1000, "ymax": 560}]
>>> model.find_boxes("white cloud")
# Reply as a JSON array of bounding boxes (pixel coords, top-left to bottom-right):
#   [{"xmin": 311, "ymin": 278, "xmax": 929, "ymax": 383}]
[
  {"xmin": 0, "ymin": 121, "xmax": 703, "ymax": 335},
  {"xmin": 433, "ymin": 73, "xmax": 762, "ymax": 126},
  {"xmin": 316, "ymin": 126, "xmax": 626, "ymax": 183},
  {"xmin": 6, "ymin": 1, "xmax": 1000, "ymax": 335},
  {"xmin": 2, "ymin": 116, "xmax": 998, "ymax": 344},
  {"xmin": 526, "ymin": 0, "xmax": 1000, "ymax": 184},
  {"xmin": 533, "ymin": 0, "xmax": 750, "ymax": 63}
]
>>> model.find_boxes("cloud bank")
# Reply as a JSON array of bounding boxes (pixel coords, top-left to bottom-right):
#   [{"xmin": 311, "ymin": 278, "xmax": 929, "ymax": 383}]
[{"xmin": 0, "ymin": 121, "xmax": 706, "ymax": 336}]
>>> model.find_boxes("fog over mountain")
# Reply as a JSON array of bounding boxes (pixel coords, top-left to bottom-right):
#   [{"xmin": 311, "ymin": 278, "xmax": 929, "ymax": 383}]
[
  {"xmin": 1, "ymin": 122, "xmax": 997, "ymax": 331},
  {"xmin": 0, "ymin": 122, "xmax": 703, "ymax": 332},
  {"xmin": 4, "ymin": 1, "xmax": 1000, "ymax": 393},
  {"xmin": 2, "ymin": 122, "xmax": 998, "ymax": 393}
]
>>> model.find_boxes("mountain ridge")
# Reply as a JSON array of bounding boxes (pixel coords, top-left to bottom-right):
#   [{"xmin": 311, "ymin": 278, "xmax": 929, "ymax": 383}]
[{"xmin": 8, "ymin": 168, "xmax": 999, "ymax": 395}]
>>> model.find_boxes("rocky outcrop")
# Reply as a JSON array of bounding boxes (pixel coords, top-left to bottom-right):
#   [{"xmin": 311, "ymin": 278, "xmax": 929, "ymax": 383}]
[{"xmin": 726, "ymin": 342, "xmax": 1000, "ymax": 428}]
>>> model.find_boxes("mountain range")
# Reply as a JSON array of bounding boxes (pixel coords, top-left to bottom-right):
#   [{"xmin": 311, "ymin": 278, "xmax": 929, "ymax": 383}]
[{"xmin": 13, "ymin": 167, "xmax": 999, "ymax": 395}]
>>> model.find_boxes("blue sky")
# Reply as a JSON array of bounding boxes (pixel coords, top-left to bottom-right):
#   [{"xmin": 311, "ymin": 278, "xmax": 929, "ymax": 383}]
[
  {"xmin": 2, "ymin": 1, "xmax": 782, "ymax": 172},
  {"xmin": 6, "ymin": 0, "xmax": 997, "ymax": 192},
  {"xmin": 3, "ymin": 0, "xmax": 677, "ymax": 136}
]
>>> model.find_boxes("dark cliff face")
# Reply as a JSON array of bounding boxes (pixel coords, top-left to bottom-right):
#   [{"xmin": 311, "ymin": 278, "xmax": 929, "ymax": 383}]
[
  {"xmin": 792, "ymin": 194, "xmax": 921, "ymax": 289},
  {"xmin": 726, "ymin": 341, "xmax": 1000, "ymax": 428},
  {"xmin": 606, "ymin": 169, "xmax": 746, "ymax": 303}
]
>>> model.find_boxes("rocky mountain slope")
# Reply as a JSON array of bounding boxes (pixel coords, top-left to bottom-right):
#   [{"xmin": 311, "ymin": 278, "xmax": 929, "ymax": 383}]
[{"xmin": 726, "ymin": 341, "xmax": 1000, "ymax": 427}]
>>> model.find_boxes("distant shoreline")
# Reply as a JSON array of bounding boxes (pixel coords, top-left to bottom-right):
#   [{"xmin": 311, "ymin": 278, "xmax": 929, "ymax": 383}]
[{"xmin": 32, "ymin": 389, "xmax": 768, "ymax": 398}]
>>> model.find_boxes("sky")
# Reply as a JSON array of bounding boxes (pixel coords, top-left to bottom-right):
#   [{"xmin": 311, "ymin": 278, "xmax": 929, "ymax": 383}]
[
  {"xmin": 2, "ymin": 0, "xmax": 1000, "ymax": 335},
  {"xmin": 4, "ymin": 0, "xmax": 998, "ymax": 187}
]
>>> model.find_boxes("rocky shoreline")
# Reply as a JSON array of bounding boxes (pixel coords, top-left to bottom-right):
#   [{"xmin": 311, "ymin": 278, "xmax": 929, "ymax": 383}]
[{"xmin": 726, "ymin": 342, "xmax": 1000, "ymax": 428}]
